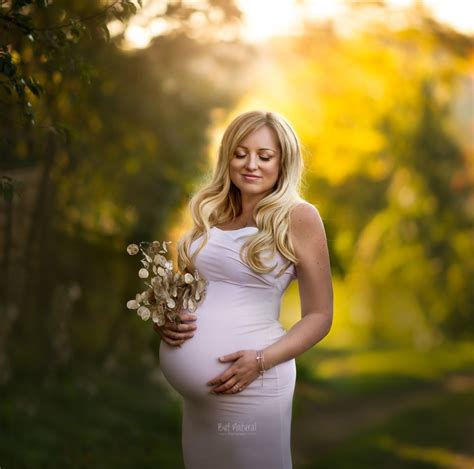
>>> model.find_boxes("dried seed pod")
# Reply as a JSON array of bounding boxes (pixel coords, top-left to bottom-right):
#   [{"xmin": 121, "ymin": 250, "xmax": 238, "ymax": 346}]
[
  {"xmin": 153, "ymin": 254, "xmax": 167, "ymax": 267},
  {"xmin": 127, "ymin": 299, "xmax": 140, "ymax": 309},
  {"xmin": 127, "ymin": 238, "xmax": 207, "ymax": 324},
  {"xmin": 139, "ymin": 268, "xmax": 149, "ymax": 279},
  {"xmin": 137, "ymin": 306, "xmax": 151, "ymax": 321},
  {"xmin": 150, "ymin": 241, "xmax": 161, "ymax": 255},
  {"xmin": 153, "ymin": 312, "xmax": 165, "ymax": 326},
  {"xmin": 127, "ymin": 244, "xmax": 139, "ymax": 255},
  {"xmin": 143, "ymin": 252, "xmax": 152, "ymax": 263}
]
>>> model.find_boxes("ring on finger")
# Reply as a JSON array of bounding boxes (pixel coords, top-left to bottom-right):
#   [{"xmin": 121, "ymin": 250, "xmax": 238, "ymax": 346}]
[{"xmin": 231, "ymin": 383, "xmax": 242, "ymax": 393}]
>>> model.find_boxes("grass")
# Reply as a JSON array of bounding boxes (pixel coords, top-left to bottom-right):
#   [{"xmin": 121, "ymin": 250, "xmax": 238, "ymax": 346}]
[
  {"xmin": 309, "ymin": 390, "xmax": 474, "ymax": 469},
  {"xmin": 0, "ymin": 367, "xmax": 183, "ymax": 469},
  {"xmin": 296, "ymin": 340, "xmax": 474, "ymax": 400},
  {"xmin": 1, "ymin": 341, "xmax": 472, "ymax": 468},
  {"xmin": 292, "ymin": 340, "xmax": 474, "ymax": 469}
]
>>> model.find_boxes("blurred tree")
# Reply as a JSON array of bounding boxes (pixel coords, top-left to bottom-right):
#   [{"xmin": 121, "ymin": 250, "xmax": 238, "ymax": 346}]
[
  {"xmin": 243, "ymin": 4, "xmax": 473, "ymax": 347},
  {"xmin": 0, "ymin": 0, "xmax": 250, "ymax": 380}
]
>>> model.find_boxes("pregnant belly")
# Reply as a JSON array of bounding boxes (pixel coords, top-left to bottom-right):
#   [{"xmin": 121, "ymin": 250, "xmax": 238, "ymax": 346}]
[{"xmin": 159, "ymin": 319, "xmax": 283, "ymax": 401}]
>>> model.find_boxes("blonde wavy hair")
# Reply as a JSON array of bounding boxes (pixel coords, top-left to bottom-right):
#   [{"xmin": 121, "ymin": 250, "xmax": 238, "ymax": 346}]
[{"xmin": 177, "ymin": 110, "xmax": 305, "ymax": 278}]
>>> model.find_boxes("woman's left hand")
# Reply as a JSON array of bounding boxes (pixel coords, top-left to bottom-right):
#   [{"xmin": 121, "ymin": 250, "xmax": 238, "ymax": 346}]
[{"xmin": 207, "ymin": 350, "xmax": 261, "ymax": 394}]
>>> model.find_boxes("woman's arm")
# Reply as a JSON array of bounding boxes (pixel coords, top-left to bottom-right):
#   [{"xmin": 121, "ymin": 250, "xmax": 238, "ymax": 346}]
[
  {"xmin": 262, "ymin": 202, "xmax": 334, "ymax": 370},
  {"xmin": 207, "ymin": 202, "xmax": 334, "ymax": 394}
]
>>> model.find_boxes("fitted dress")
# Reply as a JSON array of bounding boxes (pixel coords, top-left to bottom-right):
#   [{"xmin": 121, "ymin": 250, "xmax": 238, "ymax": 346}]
[{"xmin": 159, "ymin": 225, "xmax": 298, "ymax": 469}]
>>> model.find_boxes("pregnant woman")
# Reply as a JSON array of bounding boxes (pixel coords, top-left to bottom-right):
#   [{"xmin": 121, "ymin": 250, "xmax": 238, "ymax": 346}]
[{"xmin": 155, "ymin": 110, "xmax": 334, "ymax": 468}]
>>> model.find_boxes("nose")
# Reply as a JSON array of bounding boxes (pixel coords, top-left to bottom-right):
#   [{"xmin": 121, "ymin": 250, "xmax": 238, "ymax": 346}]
[{"xmin": 244, "ymin": 153, "xmax": 259, "ymax": 170}]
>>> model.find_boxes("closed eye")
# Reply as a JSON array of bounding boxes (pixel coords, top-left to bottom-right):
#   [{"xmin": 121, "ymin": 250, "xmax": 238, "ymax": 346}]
[{"xmin": 235, "ymin": 153, "xmax": 271, "ymax": 161}]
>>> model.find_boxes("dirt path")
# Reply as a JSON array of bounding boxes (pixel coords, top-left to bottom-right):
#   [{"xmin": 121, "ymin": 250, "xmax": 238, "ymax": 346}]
[{"xmin": 292, "ymin": 372, "xmax": 474, "ymax": 468}]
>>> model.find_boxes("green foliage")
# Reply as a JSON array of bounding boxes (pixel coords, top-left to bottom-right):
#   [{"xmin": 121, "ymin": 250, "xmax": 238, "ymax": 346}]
[
  {"xmin": 2, "ymin": 344, "xmax": 472, "ymax": 467},
  {"xmin": 315, "ymin": 391, "xmax": 474, "ymax": 469},
  {"xmin": 0, "ymin": 2, "xmax": 118, "ymax": 123},
  {"xmin": 291, "ymin": 343, "xmax": 474, "ymax": 468},
  {"xmin": 0, "ymin": 0, "xmax": 248, "ymax": 381},
  {"xmin": 0, "ymin": 366, "xmax": 184, "ymax": 468},
  {"xmin": 254, "ymin": 7, "xmax": 473, "ymax": 346},
  {"xmin": 0, "ymin": 175, "xmax": 24, "ymax": 202},
  {"xmin": 1, "ymin": 13, "xmax": 471, "ymax": 469}
]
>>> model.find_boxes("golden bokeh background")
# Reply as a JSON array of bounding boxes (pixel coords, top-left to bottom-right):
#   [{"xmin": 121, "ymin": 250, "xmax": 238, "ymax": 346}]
[{"xmin": 1, "ymin": 1, "xmax": 472, "ymax": 467}]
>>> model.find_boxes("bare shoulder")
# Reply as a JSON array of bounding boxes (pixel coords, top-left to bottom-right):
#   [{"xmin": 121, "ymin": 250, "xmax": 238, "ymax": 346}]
[
  {"xmin": 289, "ymin": 200, "xmax": 329, "ymax": 260},
  {"xmin": 289, "ymin": 201, "xmax": 325, "ymax": 236}
]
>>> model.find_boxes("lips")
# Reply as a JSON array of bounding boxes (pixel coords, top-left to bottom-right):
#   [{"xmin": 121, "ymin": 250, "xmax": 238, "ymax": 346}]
[{"xmin": 242, "ymin": 174, "xmax": 261, "ymax": 179}]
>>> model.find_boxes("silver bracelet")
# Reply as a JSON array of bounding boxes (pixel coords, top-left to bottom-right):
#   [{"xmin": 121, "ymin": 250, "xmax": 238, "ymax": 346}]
[{"xmin": 256, "ymin": 350, "xmax": 266, "ymax": 386}]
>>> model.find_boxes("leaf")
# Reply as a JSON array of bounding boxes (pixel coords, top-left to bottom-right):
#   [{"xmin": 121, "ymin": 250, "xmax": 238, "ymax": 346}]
[
  {"xmin": 112, "ymin": 10, "xmax": 125, "ymax": 22},
  {"xmin": 55, "ymin": 29, "xmax": 66, "ymax": 45},
  {"xmin": 101, "ymin": 24, "xmax": 110, "ymax": 42},
  {"xmin": 49, "ymin": 124, "xmax": 72, "ymax": 144},
  {"xmin": 0, "ymin": 54, "xmax": 17, "ymax": 78},
  {"xmin": 0, "ymin": 176, "xmax": 24, "ymax": 203},
  {"xmin": 26, "ymin": 76, "xmax": 42, "ymax": 96},
  {"xmin": 120, "ymin": 1, "xmax": 137, "ymax": 16},
  {"xmin": 0, "ymin": 82, "xmax": 12, "ymax": 96},
  {"xmin": 12, "ymin": 0, "xmax": 33, "ymax": 10},
  {"xmin": 70, "ymin": 27, "xmax": 82, "ymax": 41}
]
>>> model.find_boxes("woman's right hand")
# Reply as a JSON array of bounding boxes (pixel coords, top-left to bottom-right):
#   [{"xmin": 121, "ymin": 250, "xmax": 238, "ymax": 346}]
[{"xmin": 153, "ymin": 311, "xmax": 197, "ymax": 346}]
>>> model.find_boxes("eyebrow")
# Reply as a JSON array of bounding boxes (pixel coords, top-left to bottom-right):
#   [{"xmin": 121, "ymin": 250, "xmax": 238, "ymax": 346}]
[{"xmin": 236, "ymin": 145, "xmax": 279, "ymax": 153}]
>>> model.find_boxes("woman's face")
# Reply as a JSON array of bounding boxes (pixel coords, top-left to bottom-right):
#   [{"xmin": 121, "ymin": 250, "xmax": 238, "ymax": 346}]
[{"xmin": 229, "ymin": 125, "xmax": 281, "ymax": 198}]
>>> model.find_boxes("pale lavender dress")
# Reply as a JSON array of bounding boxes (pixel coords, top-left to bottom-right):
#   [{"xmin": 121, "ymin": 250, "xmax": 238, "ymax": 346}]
[{"xmin": 159, "ymin": 226, "xmax": 298, "ymax": 469}]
